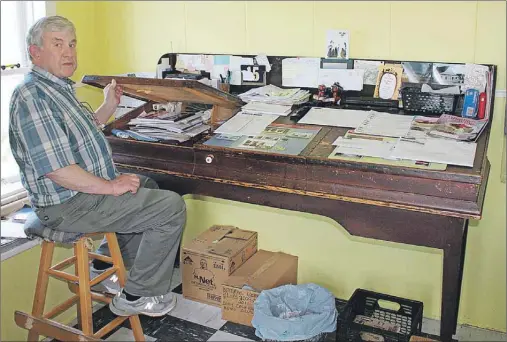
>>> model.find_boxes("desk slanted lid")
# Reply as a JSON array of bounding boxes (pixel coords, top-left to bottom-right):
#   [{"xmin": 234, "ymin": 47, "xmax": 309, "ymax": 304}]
[{"xmin": 81, "ymin": 75, "xmax": 244, "ymax": 109}]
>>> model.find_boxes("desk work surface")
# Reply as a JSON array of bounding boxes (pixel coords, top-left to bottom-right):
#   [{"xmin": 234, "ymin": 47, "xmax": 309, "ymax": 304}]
[{"xmin": 104, "ymin": 101, "xmax": 490, "ymax": 220}]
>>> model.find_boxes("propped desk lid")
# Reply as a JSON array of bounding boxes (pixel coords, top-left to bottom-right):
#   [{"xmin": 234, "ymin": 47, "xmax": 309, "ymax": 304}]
[
  {"xmin": 82, "ymin": 75, "xmax": 243, "ymax": 124},
  {"xmin": 81, "ymin": 75, "xmax": 244, "ymax": 109}
]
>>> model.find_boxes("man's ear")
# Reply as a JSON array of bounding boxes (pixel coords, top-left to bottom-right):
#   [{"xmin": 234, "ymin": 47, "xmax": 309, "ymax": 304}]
[{"xmin": 28, "ymin": 45, "xmax": 40, "ymax": 61}]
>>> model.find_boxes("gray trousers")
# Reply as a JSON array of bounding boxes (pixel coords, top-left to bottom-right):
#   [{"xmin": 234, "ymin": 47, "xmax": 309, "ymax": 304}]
[{"xmin": 34, "ymin": 175, "xmax": 185, "ymax": 297}]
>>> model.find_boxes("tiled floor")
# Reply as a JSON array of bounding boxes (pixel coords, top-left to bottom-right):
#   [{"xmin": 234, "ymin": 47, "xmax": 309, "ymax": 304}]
[{"xmin": 69, "ymin": 268, "xmax": 506, "ymax": 342}]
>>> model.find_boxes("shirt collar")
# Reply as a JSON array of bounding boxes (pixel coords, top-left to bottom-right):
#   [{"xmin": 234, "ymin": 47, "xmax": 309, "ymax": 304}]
[{"xmin": 31, "ymin": 65, "xmax": 76, "ymax": 88}]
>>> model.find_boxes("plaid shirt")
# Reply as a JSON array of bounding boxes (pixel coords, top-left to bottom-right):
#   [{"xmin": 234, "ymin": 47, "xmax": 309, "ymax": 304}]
[{"xmin": 9, "ymin": 66, "xmax": 118, "ymax": 208}]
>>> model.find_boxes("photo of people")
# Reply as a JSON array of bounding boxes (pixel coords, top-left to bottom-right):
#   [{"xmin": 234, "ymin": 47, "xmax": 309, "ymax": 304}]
[{"xmin": 325, "ymin": 30, "xmax": 349, "ymax": 59}]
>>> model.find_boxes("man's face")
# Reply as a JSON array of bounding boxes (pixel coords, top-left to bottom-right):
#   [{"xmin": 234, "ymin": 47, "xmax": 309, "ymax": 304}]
[{"xmin": 30, "ymin": 29, "xmax": 77, "ymax": 78}]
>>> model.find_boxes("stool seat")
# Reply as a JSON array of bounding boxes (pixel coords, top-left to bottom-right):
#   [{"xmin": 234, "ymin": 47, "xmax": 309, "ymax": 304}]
[{"xmin": 24, "ymin": 212, "xmax": 83, "ymax": 244}]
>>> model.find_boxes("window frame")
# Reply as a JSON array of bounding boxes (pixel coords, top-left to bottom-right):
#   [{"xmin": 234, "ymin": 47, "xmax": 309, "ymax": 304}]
[{"xmin": 1, "ymin": 1, "xmax": 53, "ymax": 209}]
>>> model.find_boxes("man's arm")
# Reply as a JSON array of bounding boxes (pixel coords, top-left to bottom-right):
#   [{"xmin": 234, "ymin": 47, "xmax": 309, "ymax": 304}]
[
  {"xmin": 95, "ymin": 101, "xmax": 117, "ymax": 125},
  {"xmin": 47, "ymin": 165, "xmax": 140, "ymax": 196},
  {"xmin": 94, "ymin": 79, "xmax": 123, "ymax": 124}
]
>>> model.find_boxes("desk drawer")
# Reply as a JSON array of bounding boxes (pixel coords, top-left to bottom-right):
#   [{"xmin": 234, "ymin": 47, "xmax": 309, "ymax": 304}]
[
  {"xmin": 194, "ymin": 150, "xmax": 307, "ymax": 180},
  {"xmin": 307, "ymin": 164, "xmax": 479, "ymax": 201}
]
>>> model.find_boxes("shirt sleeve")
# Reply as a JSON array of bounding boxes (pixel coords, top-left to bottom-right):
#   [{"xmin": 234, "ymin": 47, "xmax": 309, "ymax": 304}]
[{"xmin": 12, "ymin": 95, "xmax": 76, "ymax": 179}]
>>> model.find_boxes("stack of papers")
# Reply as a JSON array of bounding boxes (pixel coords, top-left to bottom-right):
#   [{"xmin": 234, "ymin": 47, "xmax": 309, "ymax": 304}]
[
  {"xmin": 239, "ymin": 85, "xmax": 310, "ymax": 105},
  {"xmin": 241, "ymin": 102, "xmax": 292, "ymax": 116},
  {"xmin": 331, "ymin": 135, "xmax": 477, "ymax": 167},
  {"xmin": 128, "ymin": 110, "xmax": 210, "ymax": 142},
  {"xmin": 392, "ymin": 138, "xmax": 477, "ymax": 167},
  {"xmin": 214, "ymin": 112, "xmax": 279, "ymax": 136}
]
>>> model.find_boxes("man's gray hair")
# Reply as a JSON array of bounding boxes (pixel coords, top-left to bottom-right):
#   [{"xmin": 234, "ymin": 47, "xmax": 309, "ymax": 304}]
[{"xmin": 26, "ymin": 16, "xmax": 75, "ymax": 60}]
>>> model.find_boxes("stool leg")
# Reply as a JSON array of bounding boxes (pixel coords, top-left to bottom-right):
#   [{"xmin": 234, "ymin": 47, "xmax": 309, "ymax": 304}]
[
  {"xmin": 75, "ymin": 239, "xmax": 93, "ymax": 336},
  {"xmin": 27, "ymin": 241, "xmax": 55, "ymax": 342},
  {"xmin": 105, "ymin": 233, "xmax": 145, "ymax": 341}
]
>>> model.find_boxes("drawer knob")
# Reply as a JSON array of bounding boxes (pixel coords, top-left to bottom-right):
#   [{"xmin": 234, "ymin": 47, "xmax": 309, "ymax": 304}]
[{"xmin": 205, "ymin": 154, "xmax": 214, "ymax": 164}]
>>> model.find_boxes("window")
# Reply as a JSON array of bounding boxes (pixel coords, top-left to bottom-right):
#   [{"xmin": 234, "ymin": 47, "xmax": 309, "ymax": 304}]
[{"xmin": 1, "ymin": 1, "xmax": 52, "ymax": 207}]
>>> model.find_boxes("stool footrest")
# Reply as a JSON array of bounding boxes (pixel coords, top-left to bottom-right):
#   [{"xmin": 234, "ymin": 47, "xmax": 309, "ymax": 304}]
[
  {"xmin": 15, "ymin": 311, "xmax": 101, "ymax": 342},
  {"xmin": 89, "ymin": 267, "xmax": 117, "ymax": 287},
  {"xmin": 47, "ymin": 268, "xmax": 79, "ymax": 283},
  {"xmin": 43, "ymin": 295, "xmax": 79, "ymax": 320},
  {"xmin": 51, "ymin": 256, "xmax": 76, "ymax": 271},
  {"xmin": 88, "ymin": 252, "xmax": 114, "ymax": 264},
  {"xmin": 93, "ymin": 316, "xmax": 128, "ymax": 339}
]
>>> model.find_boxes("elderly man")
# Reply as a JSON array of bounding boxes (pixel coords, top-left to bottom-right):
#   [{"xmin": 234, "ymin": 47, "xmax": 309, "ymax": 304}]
[{"xmin": 9, "ymin": 15, "xmax": 185, "ymax": 317}]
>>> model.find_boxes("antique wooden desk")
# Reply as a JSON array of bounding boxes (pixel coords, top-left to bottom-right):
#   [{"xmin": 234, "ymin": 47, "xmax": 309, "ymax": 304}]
[{"xmin": 82, "ymin": 72, "xmax": 495, "ymax": 341}]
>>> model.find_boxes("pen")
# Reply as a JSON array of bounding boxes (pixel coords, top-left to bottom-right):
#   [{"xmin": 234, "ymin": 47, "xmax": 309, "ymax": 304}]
[{"xmin": 219, "ymin": 74, "xmax": 225, "ymax": 83}]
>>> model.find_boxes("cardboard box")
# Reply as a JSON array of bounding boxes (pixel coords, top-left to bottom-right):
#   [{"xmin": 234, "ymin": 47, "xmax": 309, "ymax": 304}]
[
  {"xmin": 181, "ymin": 225, "xmax": 258, "ymax": 306},
  {"xmin": 222, "ymin": 250, "xmax": 298, "ymax": 326}
]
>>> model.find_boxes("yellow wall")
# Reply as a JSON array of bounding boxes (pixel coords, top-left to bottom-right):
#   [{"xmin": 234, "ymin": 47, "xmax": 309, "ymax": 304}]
[
  {"xmin": 1, "ymin": 245, "xmax": 77, "ymax": 341},
  {"xmin": 2, "ymin": 2, "xmax": 502, "ymax": 340},
  {"xmin": 57, "ymin": 0, "xmax": 506, "ymax": 331}
]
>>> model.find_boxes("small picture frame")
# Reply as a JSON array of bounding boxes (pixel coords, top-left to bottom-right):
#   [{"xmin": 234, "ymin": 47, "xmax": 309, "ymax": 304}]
[{"xmin": 374, "ymin": 64, "xmax": 403, "ymax": 100}]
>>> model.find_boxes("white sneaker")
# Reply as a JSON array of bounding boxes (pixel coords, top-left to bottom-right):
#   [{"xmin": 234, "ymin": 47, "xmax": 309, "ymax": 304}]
[
  {"xmin": 89, "ymin": 265, "xmax": 121, "ymax": 295},
  {"xmin": 109, "ymin": 290, "xmax": 177, "ymax": 317}
]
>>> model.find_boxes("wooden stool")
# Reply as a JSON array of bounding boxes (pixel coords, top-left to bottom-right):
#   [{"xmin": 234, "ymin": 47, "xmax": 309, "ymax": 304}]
[{"xmin": 14, "ymin": 232, "xmax": 145, "ymax": 341}]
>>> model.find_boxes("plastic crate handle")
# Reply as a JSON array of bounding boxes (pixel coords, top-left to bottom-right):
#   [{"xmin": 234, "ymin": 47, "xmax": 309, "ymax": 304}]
[{"xmin": 377, "ymin": 299, "xmax": 401, "ymax": 312}]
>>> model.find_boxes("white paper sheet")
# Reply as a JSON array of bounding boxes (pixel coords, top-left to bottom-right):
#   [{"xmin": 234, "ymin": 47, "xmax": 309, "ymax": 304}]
[
  {"xmin": 298, "ymin": 107, "xmax": 371, "ymax": 128},
  {"xmin": 317, "ymin": 69, "xmax": 364, "ymax": 90},
  {"xmin": 214, "ymin": 112, "xmax": 278, "ymax": 136},
  {"xmin": 332, "ymin": 137, "xmax": 397, "ymax": 159},
  {"xmin": 229, "ymin": 56, "xmax": 243, "ymax": 71},
  {"xmin": 255, "ymin": 54, "xmax": 272, "ymax": 72},
  {"xmin": 241, "ymin": 102, "xmax": 292, "ymax": 116},
  {"xmin": 282, "ymin": 58, "xmax": 320, "ymax": 88},
  {"xmin": 1, "ymin": 221, "xmax": 27, "ymax": 238},
  {"xmin": 230, "ymin": 70, "xmax": 242, "ymax": 85},
  {"xmin": 354, "ymin": 112, "xmax": 415, "ymax": 137},
  {"xmin": 354, "ymin": 60, "xmax": 384, "ymax": 85},
  {"xmin": 392, "ymin": 138, "xmax": 477, "ymax": 167}
]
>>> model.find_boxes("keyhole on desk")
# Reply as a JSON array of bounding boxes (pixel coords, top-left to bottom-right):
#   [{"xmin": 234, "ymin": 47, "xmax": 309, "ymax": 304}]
[{"xmin": 205, "ymin": 154, "xmax": 214, "ymax": 164}]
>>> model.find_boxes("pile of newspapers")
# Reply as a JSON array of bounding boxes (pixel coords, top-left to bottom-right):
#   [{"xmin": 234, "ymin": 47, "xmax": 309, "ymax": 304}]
[
  {"xmin": 126, "ymin": 105, "xmax": 211, "ymax": 143},
  {"xmin": 239, "ymin": 84, "xmax": 310, "ymax": 106}
]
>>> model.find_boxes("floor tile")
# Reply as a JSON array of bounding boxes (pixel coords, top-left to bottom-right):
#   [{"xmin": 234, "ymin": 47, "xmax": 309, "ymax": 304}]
[
  {"xmin": 170, "ymin": 293, "xmax": 226, "ymax": 330},
  {"xmin": 172, "ymin": 283, "xmax": 183, "ymax": 294},
  {"xmin": 105, "ymin": 327, "xmax": 156, "ymax": 341},
  {"xmin": 139, "ymin": 314, "xmax": 217, "ymax": 341},
  {"xmin": 219, "ymin": 322, "xmax": 261, "ymax": 341},
  {"xmin": 208, "ymin": 330, "xmax": 254, "ymax": 341}
]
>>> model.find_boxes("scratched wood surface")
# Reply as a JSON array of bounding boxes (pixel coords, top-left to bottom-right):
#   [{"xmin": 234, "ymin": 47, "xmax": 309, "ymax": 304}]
[
  {"xmin": 82, "ymin": 75, "xmax": 244, "ymax": 109},
  {"xmin": 104, "ymin": 110, "xmax": 491, "ymax": 220}
]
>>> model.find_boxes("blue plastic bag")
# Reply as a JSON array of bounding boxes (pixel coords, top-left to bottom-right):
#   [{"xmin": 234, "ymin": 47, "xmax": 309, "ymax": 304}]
[{"xmin": 252, "ymin": 283, "xmax": 338, "ymax": 341}]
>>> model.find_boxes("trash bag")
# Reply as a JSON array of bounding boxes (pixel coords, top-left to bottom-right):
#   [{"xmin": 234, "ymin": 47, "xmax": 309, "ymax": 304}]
[{"xmin": 252, "ymin": 283, "xmax": 338, "ymax": 341}]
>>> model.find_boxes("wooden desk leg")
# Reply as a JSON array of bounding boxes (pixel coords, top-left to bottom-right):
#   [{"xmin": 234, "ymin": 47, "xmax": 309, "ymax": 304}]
[{"xmin": 440, "ymin": 218, "xmax": 468, "ymax": 342}]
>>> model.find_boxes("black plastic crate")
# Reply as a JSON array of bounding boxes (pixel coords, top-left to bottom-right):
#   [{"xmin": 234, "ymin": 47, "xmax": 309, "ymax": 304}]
[
  {"xmin": 401, "ymin": 87, "xmax": 458, "ymax": 115},
  {"xmin": 337, "ymin": 289, "xmax": 423, "ymax": 342}
]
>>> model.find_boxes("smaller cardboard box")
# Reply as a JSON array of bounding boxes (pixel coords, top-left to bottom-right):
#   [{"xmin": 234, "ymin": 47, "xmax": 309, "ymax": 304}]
[
  {"xmin": 181, "ymin": 225, "xmax": 258, "ymax": 306},
  {"xmin": 222, "ymin": 250, "xmax": 298, "ymax": 326}
]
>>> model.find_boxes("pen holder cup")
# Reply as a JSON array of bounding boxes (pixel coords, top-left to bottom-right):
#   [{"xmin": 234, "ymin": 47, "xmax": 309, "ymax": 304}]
[{"xmin": 218, "ymin": 82, "xmax": 230, "ymax": 93}]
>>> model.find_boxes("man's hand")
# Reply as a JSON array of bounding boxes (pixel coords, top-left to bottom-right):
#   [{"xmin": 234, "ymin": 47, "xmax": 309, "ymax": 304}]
[
  {"xmin": 95, "ymin": 79, "xmax": 123, "ymax": 124},
  {"xmin": 109, "ymin": 174, "xmax": 141, "ymax": 196},
  {"xmin": 103, "ymin": 79, "xmax": 123, "ymax": 109}
]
